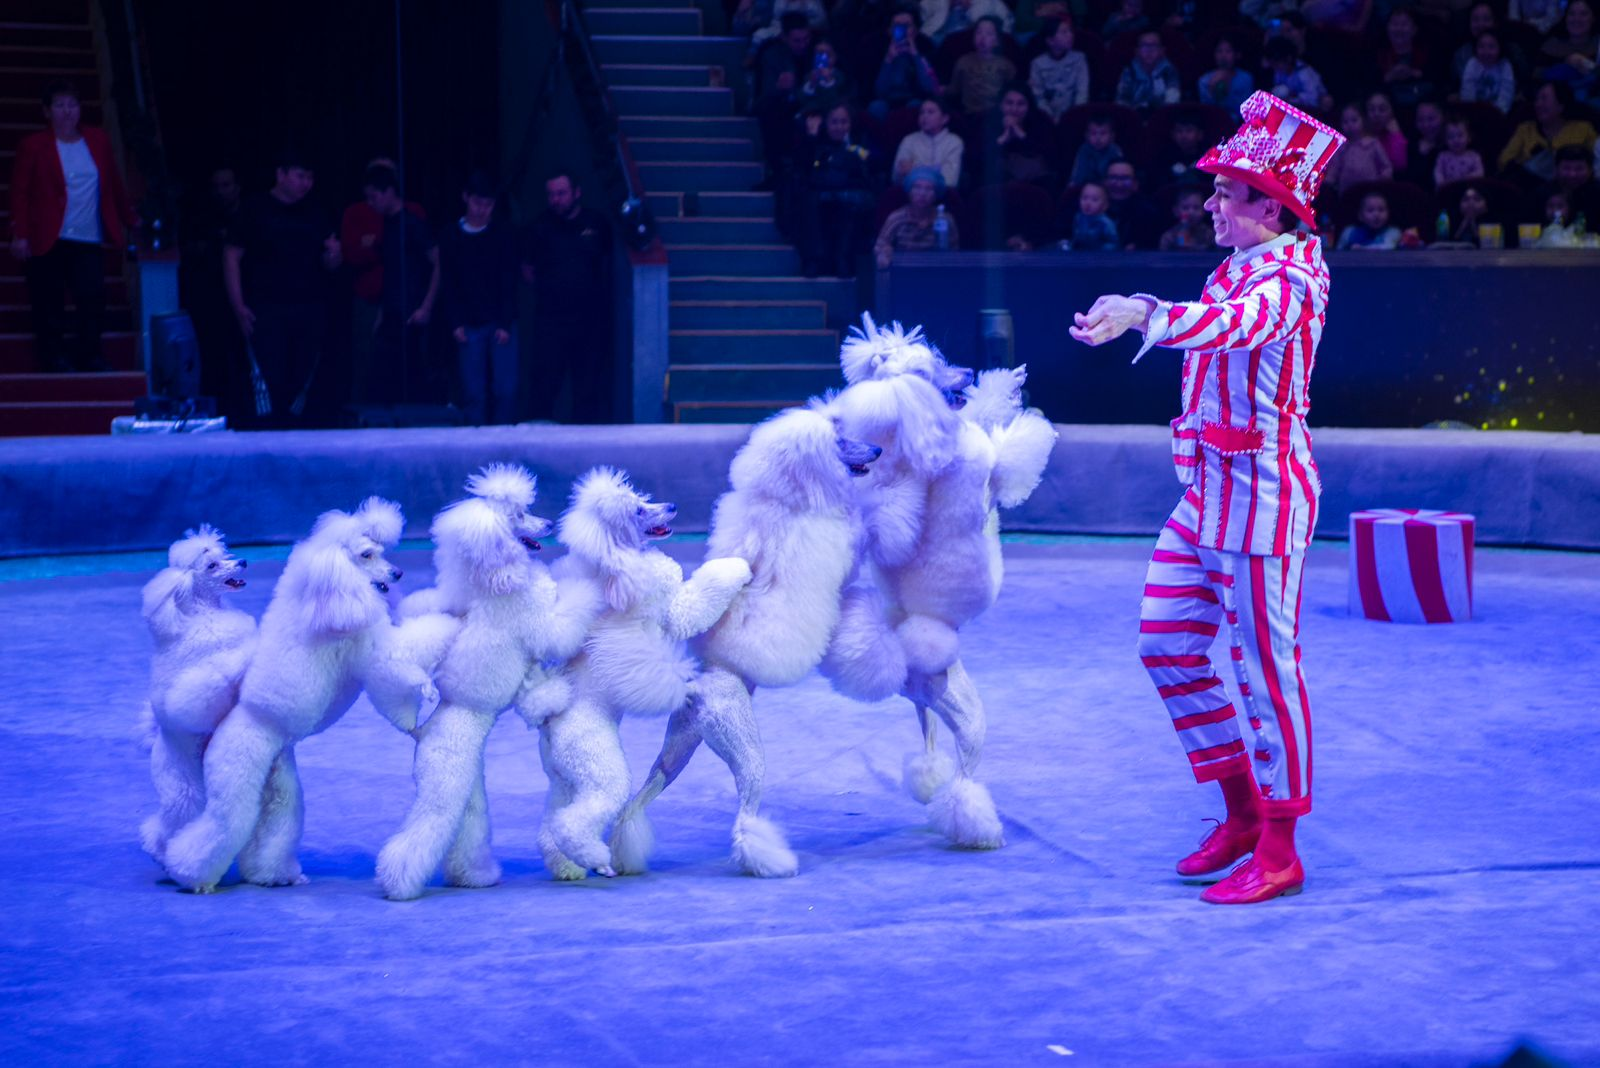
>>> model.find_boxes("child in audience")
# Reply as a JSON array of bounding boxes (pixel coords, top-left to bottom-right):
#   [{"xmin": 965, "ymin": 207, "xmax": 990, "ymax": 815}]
[
  {"xmin": 948, "ymin": 17, "xmax": 1017, "ymax": 115},
  {"xmin": 1070, "ymin": 182, "xmax": 1121, "ymax": 249},
  {"xmin": 1434, "ymin": 116, "xmax": 1487, "ymax": 186},
  {"xmin": 1029, "ymin": 16, "xmax": 1090, "ymax": 121},
  {"xmin": 1325, "ymin": 102, "xmax": 1394, "ymax": 193},
  {"xmin": 1264, "ymin": 36, "xmax": 1332, "ymax": 112},
  {"xmin": 1337, "ymin": 191, "xmax": 1404, "ymax": 248},
  {"xmin": 1461, "ymin": 31, "xmax": 1517, "ymax": 113},
  {"xmin": 1069, "ymin": 117, "xmax": 1124, "ymax": 185},
  {"xmin": 1157, "ymin": 188, "xmax": 1216, "ymax": 249}
]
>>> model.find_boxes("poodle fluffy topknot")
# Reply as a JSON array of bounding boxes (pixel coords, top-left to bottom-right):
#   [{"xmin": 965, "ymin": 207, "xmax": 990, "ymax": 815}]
[
  {"xmin": 138, "ymin": 526, "xmax": 258, "ymax": 865},
  {"xmin": 162, "ymin": 497, "xmax": 459, "ymax": 893},
  {"xmin": 376, "ymin": 465, "xmax": 602, "ymax": 900},
  {"xmin": 533, "ymin": 466, "xmax": 751, "ymax": 880},
  {"xmin": 610, "ymin": 403, "xmax": 881, "ymax": 877}
]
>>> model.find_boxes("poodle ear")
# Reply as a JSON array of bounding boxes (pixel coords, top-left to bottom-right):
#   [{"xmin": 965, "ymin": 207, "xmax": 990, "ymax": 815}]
[
  {"xmin": 298, "ymin": 540, "xmax": 380, "ymax": 635},
  {"xmin": 890, "ymin": 375, "xmax": 959, "ymax": 475},
  {"xmin": 356, "ymin": 497, "xmax": 404, "ymax": 546},
  {"xmin": 141, "ymin": 566, "xmax": 195, "ymax": 621},
  {"xmin": 437, "ymin": 499, "xmax": 527, "ymax": 595}
]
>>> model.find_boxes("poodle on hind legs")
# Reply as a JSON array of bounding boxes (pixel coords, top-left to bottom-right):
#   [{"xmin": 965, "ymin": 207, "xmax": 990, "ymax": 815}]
[
  {"xmin": 905, "ymin": 660, "xmax": 1004, "ymax": 850},
  {"xmin": 536, "ymin": 693, "xmax": 632, "ymax": 880}
]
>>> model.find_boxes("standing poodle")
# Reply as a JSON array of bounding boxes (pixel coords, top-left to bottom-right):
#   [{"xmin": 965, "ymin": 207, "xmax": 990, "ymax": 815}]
[
  {"xmin": 162, "ymin": 498, "xmax": 459, "ymax": 893},
  {"xmin": 375, "ymin": 465, "xmax": 603, "ymax": 901},
  {"xmin": 139, "ymin": 526, "xmax": 257, "ymax": 865},
  {"xmin": 610, "ymin": 403, "xmax": 882, "ymax": 877},
  {"xmin": 534, "ymin": 466, "xmax": 752, "ymax": 880},
  {"xmin": 826, "ymin": 317, "xmax": 1056, "ymax": 851}
]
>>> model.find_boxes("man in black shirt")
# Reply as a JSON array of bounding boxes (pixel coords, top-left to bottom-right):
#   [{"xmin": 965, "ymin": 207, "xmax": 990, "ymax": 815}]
[
  {"xmin": 439, "ymin": 171, "xmax": 518, "ymax": 425},
  {"xmin": 224, "ymin": 149, "xmax": 342, "ymax": 427},
  {"xmin": 522, "ymin": 172, "xmax": 612, "ymax": 423},
  {"xmin": 363, "ymin": 164, "xmax": 440, "ymax": 406}
]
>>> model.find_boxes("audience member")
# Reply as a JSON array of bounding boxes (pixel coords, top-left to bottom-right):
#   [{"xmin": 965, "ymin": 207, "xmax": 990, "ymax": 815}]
[
  {"xmin": 1150, "ymin": 115, "xmax": 1208, "ymax": 185},
  {"xmin": 799, "ymin": 38, "xmax": 855, "ymax": 112},
  {"xmin": 748, "ymin": 0, "xmax": 829, "ymax": 45},
  {"xmin": 7, "ymin": 81, "xmax": 138, "ymax": 373},
  {"xmin": 1069, "ymin": 116, "xmax": 1125, "ymax": 186},
  {"xmin": 921, "ymin": 0, "xmax": 1013, "ymax": 41},
  {"xmin": 1539, "ymin": 0, "xmax": 1597, "ymax": 71},
  {"xmin": 1366, "ymin": 92, "xmax": 1410, "ymax": 171},
  {"xmin": 1461, "ymin": 31, "xmax": 1516, "ymax": 112},
  {"xmin": 1101, "ymin": 158, "xmax": 1163, "ymax": 247},
  {"xmin": 341, "ymin": 155, "xmax": 425, "ymax": 406},
  {"xmin": 1301, "ymin": 0, "xmax": 1372, "ymax": 32},
  {"xmin": 1337, "ymin": 191, "xmax": 1404, "ymax": 247},
  {"xmin": 1029, "ymin": 17, "xmax": 1091, "ymax": 122},
  {"xmin": 1116, "ymin": 31, "xmax": 1183, "ymax": 110},
  {"xmin": 522, "ymin": 171, "xmax": 613, "ymax": 423},
  {"xmin": 1499, "ymin": 82, "xmax": 1598, "ymax": 185},
  {"xmin": 363, "ymin": 164, "xmax": 440, "ymax": 405},
  {"xmin": 1545, "ymin": 143, "xmax": 1600, "ymax": 218},
  {"xmin": 875, "ymin": 166, "xmax": 960, "ymax": 265},
  {"xmin": 1324, "ymin": 102, "xmax": 1395, "ymax": 193},
  {"xmin": 1102, "ymin": 0, "xmax": 1151, "ymax": 39},
  {"xmin": 1435, "ymin": 114, "xmax": 1486, "ymax": 186},
  {"xmin": 1264, "ymin": 36, "xmax": 1332, "ymax": 113},
  {"xmin": 1069, "ymin": 182, "xmax": 1122, "ymax": 249},
  {"xmin": 438, "ymin": 172, "xmax": 518, "ymax": 426},
  {"xmin": 977, "ymin": 86, "xmax": 1057, "ymax": 186},
  {"xmin": 1452, "ymin": 3, "xmax": 1509, "ymax": 79},
  {"xmin": 797, "ymin": 103, "xmax": 877, "ymax": 276},
  {"xmin": 1013, "ymin": 0, "xmax": 1071, "ymax": 38},
  {"xmin": 893, "ymin": 96, "xmax": 965, "ymax": 187},
  {"xmin": 948, "ymin": 17, "xmax": 1017, "ymax": 115},
  {"xmin": 182, "ymin": 165, "xmax": 244, "ymax": 415},
  {"xmin": 1450, "ymin": 182, "xmax": 1491, "ymax": 243},
  {"xmin": 1157, "ymin": 187, "xmax": 1216, "ymax": 249},
  {"xmin": 1239, "ymin": 0, "xmax": 1300, "ymax": 30},
  {"xmin": 1510, "ymin": 0, "xmax": 1564, "ymax": 35},
  {"xmin": 1198, "ymin": 36, "xmax": 1255, "ymax": 116},
  {"xmin": 223, "ymin": 149, "xmax": 342, "ymax": 426},
  {"xmin": 756, "ymin": 15, "xmax": 816, "ymax": 186},
  {"xmin": 1378, "ymin": 8, "xmax": 1439, "ymax": 107},
  {"xmin": 1404, "ymin": 99, "xmax": 1446, "ymax": 185},
  {"xmin": 871, "ymin": 8, "xmax": 942, "ymax": 117}
]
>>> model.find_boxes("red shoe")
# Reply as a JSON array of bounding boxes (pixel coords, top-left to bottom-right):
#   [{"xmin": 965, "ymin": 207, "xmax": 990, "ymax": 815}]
[
  {"xmin": 1176, "ymin": 818, "xmax": 1261, "ymax": 877},
  {"xmin": 1199, "ymin": 854, "xmax": 1305, "ymax": 904}
]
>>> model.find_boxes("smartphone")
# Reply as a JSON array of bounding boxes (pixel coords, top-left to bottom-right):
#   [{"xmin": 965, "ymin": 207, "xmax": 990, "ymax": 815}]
[
  {"xmin": 814, "ymin": 50, "xmax": 829, "ymax": 69},
  {"xmin": 892, "ymin": 23, "xmax": 908, "ymax": 41}
]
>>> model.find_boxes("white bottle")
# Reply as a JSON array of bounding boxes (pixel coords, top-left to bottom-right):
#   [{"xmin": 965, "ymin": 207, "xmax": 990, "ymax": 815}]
[{"xmin": 933, "ymin": 204, "xmax": 950, "ymax": 250}]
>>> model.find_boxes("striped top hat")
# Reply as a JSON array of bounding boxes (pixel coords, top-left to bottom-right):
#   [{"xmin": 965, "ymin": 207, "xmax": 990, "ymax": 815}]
[{"xmin": 1197, "ymin": 91, "xmax": 1345, "ymax": 225}]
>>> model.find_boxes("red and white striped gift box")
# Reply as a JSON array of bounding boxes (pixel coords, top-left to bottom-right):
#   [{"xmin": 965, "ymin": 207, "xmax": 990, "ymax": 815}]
[{"xmin": 1348, "ymin": 509, "xmax": 1475, "ymax": 624}]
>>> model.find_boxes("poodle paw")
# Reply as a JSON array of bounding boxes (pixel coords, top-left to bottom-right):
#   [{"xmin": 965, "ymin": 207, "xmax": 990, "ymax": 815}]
[
  {"xmin": 546, "ymin": 856, "xmax": 588, "ymax": 882},
  {"xmin": 595, "ymin": 864, "xmax": 617, "ymax": 879},
  {"xmin": 139, "ymin": 816, "xmax": 167, "ymax": 864},
  {"xmin": 245, "ymin": 869, "xmax": 308, "ymax": 888},
  {"xmin": 732, "ymin": 813, "xmax": 799, "ymax": 878},
  {"xmin": 930, "ymin": 777, "xmax": 1005, "ymax": 850},
  {"xmin": 609, "ymin": 809, "xmax": 655, "ymax": 876},
  {"xmin": 445, "ymin": 855, "xmax": 503, "ymax": 889},
  {"xmin": 182, "ymin": 882, "xmax": 219, "ymax": 895},
  {"xmin": 903, "ymin": 749, "xmax": 956, "ymax": 806}
]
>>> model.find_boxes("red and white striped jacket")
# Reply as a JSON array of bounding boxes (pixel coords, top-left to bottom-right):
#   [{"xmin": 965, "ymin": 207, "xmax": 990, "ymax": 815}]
[{"xmin": 1133, "ymin": 230, "xmax": 1330, "ymax": 556}]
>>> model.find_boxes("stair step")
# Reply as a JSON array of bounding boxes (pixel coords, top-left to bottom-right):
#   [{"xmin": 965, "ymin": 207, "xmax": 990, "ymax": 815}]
[
  {"xmin": 0, "ymin": 97, "xmax": 101, "ymax": 124},
  {"xmin": 620, "ymin": 115, "xmax": 758, "ymax": 139},
  {"xmin": 0, "ymin": 399, "xmax": 134, "ymax": 437},
  {"xmin": 612, "ymin": 85, "xmax": 733, "ymax": 118},
  {"xmin": 0, "ymin": 302, "xmax": 133, "ymax": 332},
  {"xmin": 669, "ymin": 328, "xmax": 838, "ymax": 362},
  {"xmin": 0, "ymin": 331, "xmax": 137, "ymax": 374},
  {"xmin": 629, "ymin": 137, "xmax": 756, "ymax": 163},
  {"xmin": 667, "ymin": 362, "xmax": 839, "ymax": 402},
  {"xmin": 671, "ymin": 276, "xmax": 860, "ymax": 328},
  {"xmin": 592, "ymin": 35, "xmax": 748, "ymax": 69},
  {"xmin": 0, "ymin": 46, "xmax": 95, "ymax": 70},
  {"xmin": 658, "ymin": 216, "xmax": 780, "ymax": 243},
  {"xmin": 674, "ymin": 400, "xmax": 797, "ymax": 424},
  {"xmin": 671, "ymin": 300, "xmax": 827, "ymax": 330},
  {"xmin": 646, "ymin": 189, "xmax": 774, "ymax": 219},
  {"xmin": 640, "ymin": 161, "xmax": 762, "ymax": 193},
  {"xmin": 0, "ymin": 274, "xmax": 129, "ymax": 304},
  {"xmin": 0, "ymin": 68, "xmax": 95, "ymax": 99},
  {"xmin": 602, "ymin": 64, "xmax": 717, "ymax": 87},
  {"xmin": 0, "ymin": 370, "xmax": 146, "ymax": 402},
  {"xmin": 0, "ymin": 24, "xmax": 93, "ymax": 50},
  {"xmin": 583, "ymin": 8, "xmax": 703, "ymax": 35},
  {"xmin": 668, "ymin": 244, "xmax": 802, "ymax": 276}
]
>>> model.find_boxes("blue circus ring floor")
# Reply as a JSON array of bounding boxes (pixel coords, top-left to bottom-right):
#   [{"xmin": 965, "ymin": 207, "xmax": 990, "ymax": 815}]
[{"xmin": 2, "ymin": 535, "xmax": 1596, "ymax": 1067}]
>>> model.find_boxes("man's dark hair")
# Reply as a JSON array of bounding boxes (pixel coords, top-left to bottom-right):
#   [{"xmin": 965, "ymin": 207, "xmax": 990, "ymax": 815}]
[
  {"xmin": 1264, "ymin": 37, "xmax": 1298, "ymax": 64},
  {"xmin": 362, "ymin": 164, "xmax": 400, "ymax": 194},
  {"xmin": 893, "ymin": 3, "xmax": 923, "ymax": 28},
  {"xmin": 463, "ymin": 169, "xmax": 498, "ymax": 198},
  {"xmin": 1242, "ymin": 183, "xmax": 1292, "ymax": 232},
  {"xmin": 922, "ymin": 96, "xmax": 950, "ymax": 117},
  {"xmin": 1040, "ymin": 15, "xmax": 1073, "ymax": 37},
  {"xmin": 40, "ymin": 80, "xmax": 79, "ymax": 108},
  {"xmin": 545, "ymin": 169, "xmax": 579, "ymax": 190},
  {"xmin": 274, "ymin": 146, "xmax": 314, "ymax": 173},
  {"xmin": 1555, "ymin": 144, "xmax": 1592, "ymax": 165}
]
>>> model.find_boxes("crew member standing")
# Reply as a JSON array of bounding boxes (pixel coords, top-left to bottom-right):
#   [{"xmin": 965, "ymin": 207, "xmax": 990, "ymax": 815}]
[{"xmin": 1070, "ymin": 92, "xmax": 1345, "ymax": 905}]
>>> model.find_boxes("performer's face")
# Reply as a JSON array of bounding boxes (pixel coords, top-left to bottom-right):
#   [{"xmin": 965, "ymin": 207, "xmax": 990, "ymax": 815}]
[{"xmin": 1204, "ymin": 176, "xmax": 1281, "ymax": 249}]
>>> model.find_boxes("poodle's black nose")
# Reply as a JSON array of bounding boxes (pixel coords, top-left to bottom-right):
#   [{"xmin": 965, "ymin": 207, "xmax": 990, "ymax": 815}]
[
  {"xmin": 389, "ymin": 566, "xmax": 403, "ymax": 582},
  {"xmin": 237, "ymin": 559, "xmax": 248, "ymax": 568},
  {"xmin": 662, "ymin": 503, "xmax": 678, "ymax": 518},
  {"xmin": 869, "ymin": 444, "xmax": 883, "ymax": 459}
]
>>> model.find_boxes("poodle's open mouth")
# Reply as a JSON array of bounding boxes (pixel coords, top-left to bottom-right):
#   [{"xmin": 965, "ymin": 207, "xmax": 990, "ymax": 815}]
[
  {"xmin": 372, "ymin": 580, "xmax": 390, "ymax": 594},
  {"xmin": 847, "ymin": 462, "xmax": 872, "ymax": 477},
  {"xmin": 645, "ymin": 525, "xmax": 672, "ymax": 539},
  {"xmin": 943, "ymin": 389, "xmax": 968, "ymax": 410},
  {"xmin": 223, "ymin": 577, "xmax": 247, "ymax": 589},
  {"xmin": 520, "ymin": 535, "xmax": 542, "ymax": 552}
]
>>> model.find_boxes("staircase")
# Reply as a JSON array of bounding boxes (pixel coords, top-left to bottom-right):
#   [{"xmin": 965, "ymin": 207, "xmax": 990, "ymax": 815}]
[
  {"xmin": 1, "ymin": 4, "xmax": 142, "ymax": 436},
  {"xmin": 588, "ymin": 1, "xmax": 860, "ymax": 423}
]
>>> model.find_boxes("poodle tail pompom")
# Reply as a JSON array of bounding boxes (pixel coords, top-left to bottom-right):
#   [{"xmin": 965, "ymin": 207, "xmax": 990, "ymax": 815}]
[
  {"xmin": 903, "ymin": 748, "xmax": 956, "ymax": 805},
  {"xmin": 896, "ymin": 615, "xmax": 960, "ymax": 677},
  {"xmin": 357, "ymin": 496, "xmax": 405, "ymax": 546},
  {"xmin": 930, "ymin": 777, "xmax": 1005, "ymax": 850},
  {"xmin": 609, "ymin": 808, "xmax": 655, "ymax": 876},
  {"xmin": 732, "ymin": 813, "xmax": 799, "ymax": 878}
]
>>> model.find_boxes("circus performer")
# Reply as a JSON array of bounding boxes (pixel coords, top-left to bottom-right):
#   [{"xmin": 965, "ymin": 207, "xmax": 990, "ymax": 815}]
[{"xmin": 1070, "ymin": 91, "xmax": 1345, "ymax": 905}]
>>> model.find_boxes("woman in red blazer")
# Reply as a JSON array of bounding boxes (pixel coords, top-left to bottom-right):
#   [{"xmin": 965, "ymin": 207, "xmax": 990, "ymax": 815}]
[{"xmin": 7, "ymin": 81, "xmax": 138, "ymax": 372}]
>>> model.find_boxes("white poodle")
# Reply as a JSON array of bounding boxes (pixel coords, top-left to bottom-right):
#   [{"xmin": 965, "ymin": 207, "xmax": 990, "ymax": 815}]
[
  {"xmin": 534, "ymin": 466, "xmax": 752, "ymax": 880},
  {"xmin": 138, "ymin": 526, "xmax": 258, "ymax": 865},
  {"xmin": 162, "ymin": 498, "xmax": 459, "ymax": 893},
  {"xmin": 609, "ymin": 403, "xmax": 882, "ymax": 877},
  {"xmin": 825, "ymin": 318, "xmax": 1056, "ymax": 851},
  {"xmin": 375, "ymin": 465, "xmax": 603, "ymax": 901}
]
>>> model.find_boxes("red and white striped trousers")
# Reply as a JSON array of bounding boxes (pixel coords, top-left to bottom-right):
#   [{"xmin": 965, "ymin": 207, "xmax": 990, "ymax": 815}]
[{"xmin": 1138, "ymin": 492, "xmax": 1314, "ymax": 814}]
